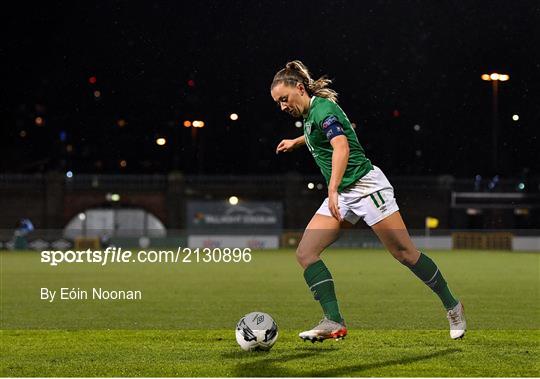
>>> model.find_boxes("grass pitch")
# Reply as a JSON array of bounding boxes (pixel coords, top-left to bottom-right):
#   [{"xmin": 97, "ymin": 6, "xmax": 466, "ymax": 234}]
[{"xmin": 1, "ymin": 248, "xmax": 539, "ymax": 377}]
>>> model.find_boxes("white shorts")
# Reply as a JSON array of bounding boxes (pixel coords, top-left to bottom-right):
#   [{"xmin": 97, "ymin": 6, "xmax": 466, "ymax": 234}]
[{"xmin": 316, "ymin": 166, "xmax": 399, "ymax": 226}]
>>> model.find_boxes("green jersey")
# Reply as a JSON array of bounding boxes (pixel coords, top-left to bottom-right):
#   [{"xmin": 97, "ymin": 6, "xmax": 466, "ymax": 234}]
[{"xmin": 303, "ymin": 96, "xmax": 373, "ymax": 192}]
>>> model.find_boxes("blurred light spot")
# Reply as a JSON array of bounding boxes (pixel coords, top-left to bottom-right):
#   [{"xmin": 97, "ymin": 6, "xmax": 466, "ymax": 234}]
[
  {"xmin": 518, "ymin": 182, "xmax": 525, "ymax": 190},
  {"xmin": 78, "ymin": 213, "xmax": 86, "ymax": 221},
  {"xmin": 120, "ymin": 160, "xmax": 127, "ymax": 168},
  {"xmin": 512, "ymin": 114, "xmax": 519, "ymax": 121},
  {"xmin": 193, "ymin": 120, "xmax": 205, "ymax": 128},
  {"xmin": 229, "ymin": 196, "xmax": 239, "ymax": 205},
  {"xmin": 490, "ymin": 73, "xmax": 500, "ymax": 81},
  {"xmin": 183, "ymin": 120, "xmax": 192, "ymax": 127},
  {"xmin": 466, "ymin": 208, "xmax": 481, "ymax": 215},
  {"xmin": 295, "ymin": 121, "xmax": 302, "ymax": 128},
  {"xmin": 66, "ymin": 171, "xmax": 73, "ymax": 178},
  {"xmin": 106, "ymin": 193, "xmax": 121, "ymax": 202},
  {"xmin": 156, "ymin": 137, "xmax": 167, "ymax": 146},
  {"xmin": 35, "ymin": 116, "xmax": 44, "ymax": 126},
  {"xmin": 88, "ymin": 76, "xmax": 97, "ymax": 84},
  {"xmin": 230, "ymin": 113, "xmax": 239, "ymax": 121},
  {"xmin": 481, "ymin": 74, "xmax": 490, "ymax": 81},
  {"xmin": 414, "ymin": 124, "xmax": 421, "ymax": 131},
  {"xmin": 93, "ymin": 90, "xmax": 101, "ymax": 98},
  {"xmin": 20, "ymin": 130, "xmax": 27, "ymax": 138},
  {"xmin": 316, "ymin": 183, "xmax": 323, "ymax": 190},
  {"xmin": 351, "ymin": 122, "xmax": 357, "ymax": 129},
  {"xmin": 307, "ymin": 182, "xmax": 315, "ymax": 189},
  {"xmin": 514, "ymin": 208, "xmax": 528, "ymax": 215},
  {"xmin": 187, "ymin": 79, "xmax": 196, "ymax": 87},
  {"xmin": 117, "ymin": 119, "xmax": 127, "ymax": 127}
]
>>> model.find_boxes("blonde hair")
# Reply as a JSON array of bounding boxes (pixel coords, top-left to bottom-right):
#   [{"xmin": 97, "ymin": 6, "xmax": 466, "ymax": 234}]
[{"xmin": 271, "ymin": 60, "xmax": 338, "ymax": 102}]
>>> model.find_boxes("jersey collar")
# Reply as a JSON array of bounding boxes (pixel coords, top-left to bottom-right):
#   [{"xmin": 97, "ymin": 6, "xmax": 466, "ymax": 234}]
[{"xmin": 304, "ymin": 96, "xmax": 316, "ymax": 120}]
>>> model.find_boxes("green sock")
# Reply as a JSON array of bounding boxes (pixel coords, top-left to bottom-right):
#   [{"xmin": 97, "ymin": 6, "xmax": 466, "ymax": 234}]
[
  {"xmin": 409, "ymin": 252, "xmax": 459, "ymax": 310},
  {"xmin": 303, "ymin": 260, "xmax": 343, "ymax": 322}
]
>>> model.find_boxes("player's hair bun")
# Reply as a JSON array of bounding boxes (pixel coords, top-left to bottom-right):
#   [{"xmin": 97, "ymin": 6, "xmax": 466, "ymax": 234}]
[
  {"xmin": 272, "ymin": 60, "xmax": 338, "ymax": 102},
  {"xmin": 285, "ymin": 60, "xmax": 310, "ymax": 80}
]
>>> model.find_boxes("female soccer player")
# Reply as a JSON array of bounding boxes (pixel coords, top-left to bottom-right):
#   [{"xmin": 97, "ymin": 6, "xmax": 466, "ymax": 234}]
[{"xmin": 271, "ymin": 60, "xmax": 466, "ymax": 341}]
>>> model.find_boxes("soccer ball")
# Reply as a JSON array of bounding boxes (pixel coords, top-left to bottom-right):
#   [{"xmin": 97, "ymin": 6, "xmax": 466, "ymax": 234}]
[{"xmin": 235, "ymin": 312, "xmax": 278, "ymax": 351}]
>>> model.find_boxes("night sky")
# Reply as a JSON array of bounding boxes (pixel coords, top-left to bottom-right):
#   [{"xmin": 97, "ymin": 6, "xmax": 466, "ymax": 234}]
[{"xmin": 3, "ymin": 1, "xmax": 539, "ymax": 179}]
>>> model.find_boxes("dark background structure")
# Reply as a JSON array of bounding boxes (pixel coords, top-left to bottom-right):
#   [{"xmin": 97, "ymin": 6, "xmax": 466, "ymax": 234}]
[{"xmin": 3, "ymin": 1, "xmax": 539, "ymax": 179}]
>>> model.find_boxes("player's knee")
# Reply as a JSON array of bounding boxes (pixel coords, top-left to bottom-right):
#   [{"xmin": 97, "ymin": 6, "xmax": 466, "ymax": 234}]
[{"xmin": 295, "ymin": 246, "xmax": 319, "ymax": 269}]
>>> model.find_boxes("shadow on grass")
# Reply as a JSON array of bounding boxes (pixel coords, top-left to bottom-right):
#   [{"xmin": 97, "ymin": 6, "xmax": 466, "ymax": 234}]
[
  {"xmin": 230, "ymin": 347, "xmax": 462, "ymax": 377},
  {"xmin": 222, "ymin": 345, "xmax": 337, "ymax": 360},
  {"xmin": 222, "ymin": 348, "xmax": 332, "ymax": 360},
  {"xmin": 307, "ymin": 347, "xmax": 462, "ymax": 377},
  {"xmin": 230, "ymin": 351, "xmax": 334, "ymax": 377}
]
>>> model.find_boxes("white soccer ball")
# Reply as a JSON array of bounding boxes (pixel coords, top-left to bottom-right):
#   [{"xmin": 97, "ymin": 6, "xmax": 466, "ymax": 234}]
[{"xmin": 235, "ymin": 311, "xmax": 278, "ymax": 351}]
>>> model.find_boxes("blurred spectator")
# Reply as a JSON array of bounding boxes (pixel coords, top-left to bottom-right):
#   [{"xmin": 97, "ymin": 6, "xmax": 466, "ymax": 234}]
[{"xmin": 13, "ymin": 218, "xmax": 34, "ymax": 250}]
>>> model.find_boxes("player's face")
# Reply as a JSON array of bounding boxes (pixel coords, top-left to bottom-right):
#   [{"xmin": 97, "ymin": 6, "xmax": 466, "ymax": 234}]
[{"xmin": 271, "ymin": 82, "xmax": 307, "ymax": 118}]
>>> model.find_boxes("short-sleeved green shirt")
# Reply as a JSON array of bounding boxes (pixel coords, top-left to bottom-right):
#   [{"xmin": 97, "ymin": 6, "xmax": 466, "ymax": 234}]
[{"xmin": 303, "ymin": 96, "xmax": 373, "ymax": 192}]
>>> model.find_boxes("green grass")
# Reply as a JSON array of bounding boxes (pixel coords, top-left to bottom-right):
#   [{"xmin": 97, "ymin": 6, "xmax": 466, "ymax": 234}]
[
  {"xmin": 1, "ymin": 249, "xmax": 539, "ymax": 376},
  {"xmin": 2, "ymin": 329, "xmax": 538, "ymax": 377}
]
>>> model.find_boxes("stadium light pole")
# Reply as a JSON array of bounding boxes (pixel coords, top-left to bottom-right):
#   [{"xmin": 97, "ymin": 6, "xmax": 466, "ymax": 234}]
[
  {"xmin": 481, "ymin": 73, "xmax": 509, "ymax": 173},
  {"xmin": 187, "ymin": 120, "xmax": 205, "ymax": 173}
]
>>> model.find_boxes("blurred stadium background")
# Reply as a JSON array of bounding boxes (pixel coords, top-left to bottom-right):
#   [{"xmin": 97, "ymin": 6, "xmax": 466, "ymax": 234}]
[
  {"xmin": 0, "ymin": 172, "xmax": 538, "ymax": 251},
  {"xmin": 1, "ymin": 1, "xmax": 538, "ymax": 250}
]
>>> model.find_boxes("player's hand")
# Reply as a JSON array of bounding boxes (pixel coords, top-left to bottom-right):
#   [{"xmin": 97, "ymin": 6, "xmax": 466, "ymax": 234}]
[
  {"xmin": 276, "ymin": 139, "xmax": 296, "ymax": 154},
  {"xmin": 328, "ymin": 189, "xmax": 342, "ymax": 222}
]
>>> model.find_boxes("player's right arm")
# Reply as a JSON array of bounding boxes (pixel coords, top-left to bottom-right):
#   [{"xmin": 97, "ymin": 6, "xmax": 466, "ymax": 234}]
[{"xmin": 276, "ymin": 135, "xmax": 305, "ymax": 154}]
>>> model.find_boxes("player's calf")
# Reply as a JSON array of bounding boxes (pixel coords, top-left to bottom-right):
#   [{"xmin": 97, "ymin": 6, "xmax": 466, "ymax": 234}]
[{"xmin": 392, "ymin": 248, "xmax": 420, "ymax": 266}]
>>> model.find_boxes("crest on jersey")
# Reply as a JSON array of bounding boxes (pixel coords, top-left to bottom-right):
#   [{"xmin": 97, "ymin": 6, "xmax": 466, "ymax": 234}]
[{"xmin": 305, "ymin": 121, "xmax": 312, "ymax": 134}]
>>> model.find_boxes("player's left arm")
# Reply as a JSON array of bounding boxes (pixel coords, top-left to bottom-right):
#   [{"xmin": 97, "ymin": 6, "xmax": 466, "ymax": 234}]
[
  {"xmin": 321, "ymin": 115, "xmax": 349, "ymax": 221},
  {"xmin": 328, "ymin": 135, "xmax": 349, "ymax": 221}
]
